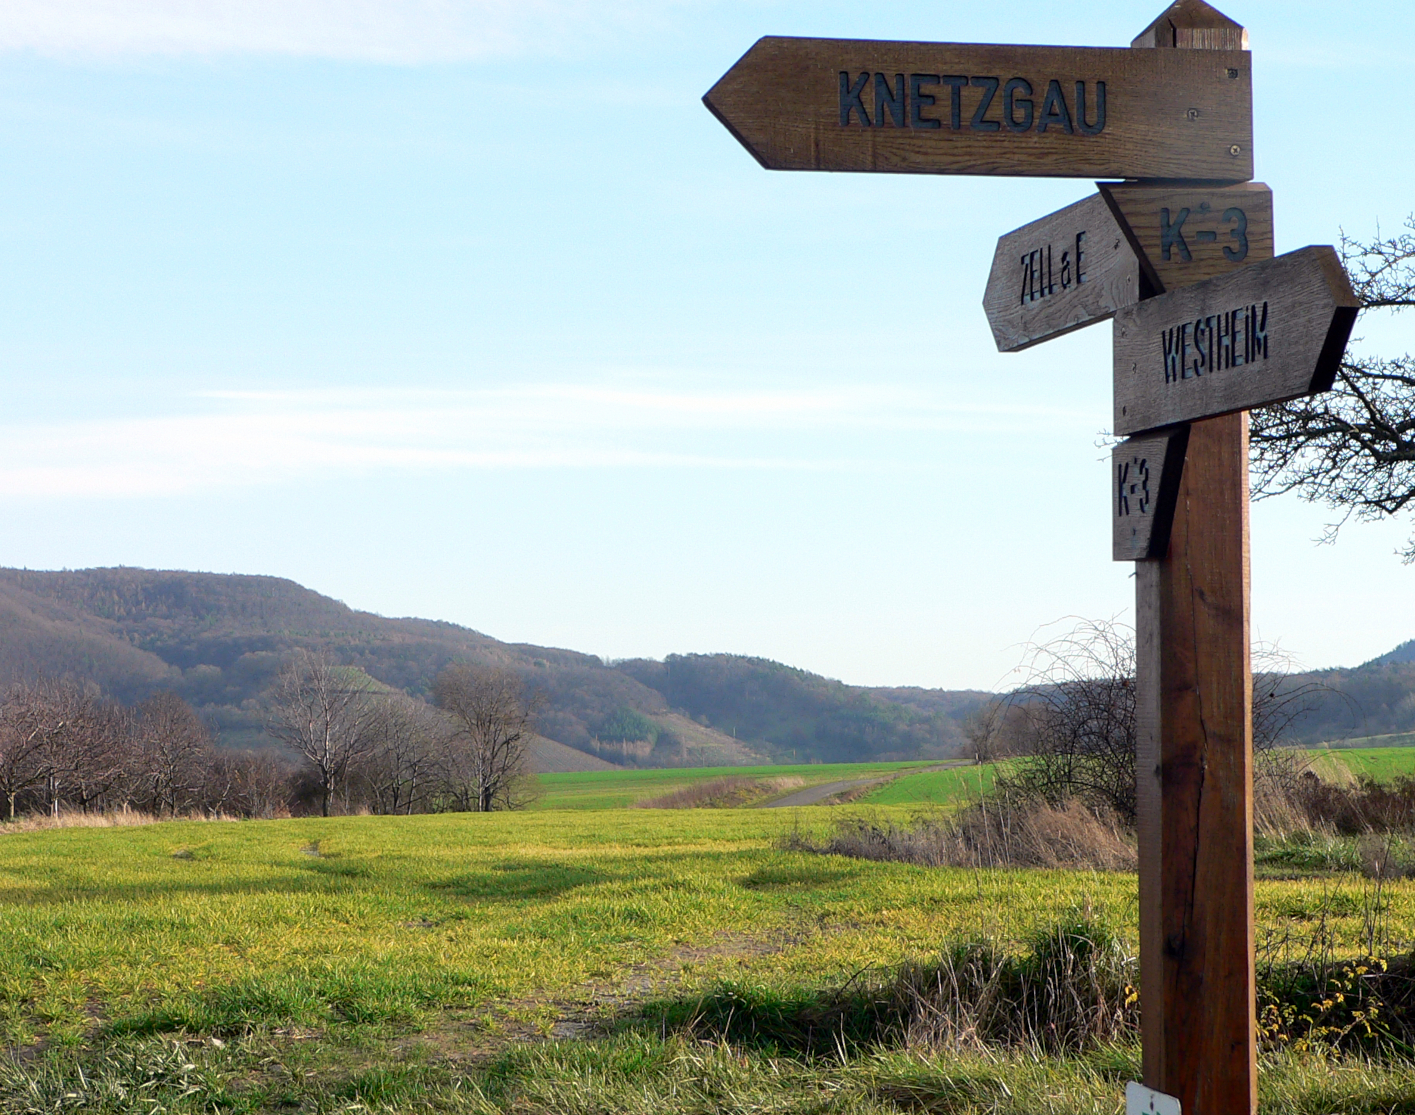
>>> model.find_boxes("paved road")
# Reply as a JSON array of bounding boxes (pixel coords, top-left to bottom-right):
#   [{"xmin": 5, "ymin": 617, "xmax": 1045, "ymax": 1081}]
[{"xmin": 760, "ymin": 777, "xmax": 887, "ymax": 808}]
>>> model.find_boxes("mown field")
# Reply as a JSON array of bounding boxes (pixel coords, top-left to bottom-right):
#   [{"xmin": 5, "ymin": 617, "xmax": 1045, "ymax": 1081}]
[{"xmin": 3, "ymin": 805, "xmax": 1415, "ymax": 1113}]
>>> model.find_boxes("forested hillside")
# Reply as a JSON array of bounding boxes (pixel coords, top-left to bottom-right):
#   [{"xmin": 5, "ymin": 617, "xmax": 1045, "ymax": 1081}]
[{"xmin": 0, "ymin": 568, "xmax": 987, "ymax": 765}]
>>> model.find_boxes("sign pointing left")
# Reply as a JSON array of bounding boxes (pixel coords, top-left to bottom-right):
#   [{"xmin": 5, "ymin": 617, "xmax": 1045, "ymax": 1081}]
[{"xmin": 704, "ymin": 36, "xmax": 1253, "ymax": 180}]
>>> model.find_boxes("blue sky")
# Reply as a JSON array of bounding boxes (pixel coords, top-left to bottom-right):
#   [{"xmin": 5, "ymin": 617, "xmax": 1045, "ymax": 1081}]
[{"xmin": 0, "ymin": 1, "xmax": 1410, "ymax": 690}]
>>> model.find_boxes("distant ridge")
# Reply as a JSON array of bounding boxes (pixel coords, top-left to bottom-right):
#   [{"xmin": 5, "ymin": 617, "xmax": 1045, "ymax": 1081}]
[
  {"xmin": 1, "ymin": 566, "xmax": 1407, "ymax": 759},
  {"xmin": 0, "ymin": 567, "xmax": 989, "ymax": 768},
  {"xmin": 1364, "ymin": 639, "xmax": 1415, "ymax": 668}
]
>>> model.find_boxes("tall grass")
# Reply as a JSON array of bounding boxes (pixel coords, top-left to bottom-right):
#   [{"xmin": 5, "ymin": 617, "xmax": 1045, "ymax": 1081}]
[{"xmin": 785, "ymin": 797, "xmax": 1136, "ymax": 872}]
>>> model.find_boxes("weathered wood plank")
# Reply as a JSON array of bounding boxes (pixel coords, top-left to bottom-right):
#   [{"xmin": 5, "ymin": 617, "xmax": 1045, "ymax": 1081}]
[
  {"xmin": 704, "ymin": 38, "xmax": 1253, "ymax": 180},
  {"xmin": 1112, "ymin": 426, "xmax": 1188, "ymax": 560},
  {"xmin": 1113, "ymin": 244, "xmax": 1358, "ymax": 435},
  {"xmin": 984, "ymin": 193, "xmax": 1140, "ymax": 352},
  {"xmin": 1101, "ymin": 181, "xmax": 1273, "ymax": 291},
  {"xmin": 1140, "ymin": 410, "xmax": 1256, "ymax": 1115}
]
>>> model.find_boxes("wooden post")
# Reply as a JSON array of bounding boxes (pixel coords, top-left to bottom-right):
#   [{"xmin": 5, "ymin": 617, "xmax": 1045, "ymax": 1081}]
[{"xmin": 1133, "ymin": 4, "xmax": 1258, "ymax": 1113}]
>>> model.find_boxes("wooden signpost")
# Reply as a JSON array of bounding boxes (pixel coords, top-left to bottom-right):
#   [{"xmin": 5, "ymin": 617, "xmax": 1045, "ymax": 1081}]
[
  {"xmin": 705, "ymin": 37, "xmax": 1253, "ymax": 179},
  {"xmin": 983, "ymin": 193, "xmax": 1140, "ymax": 352},
  {"xmin": 1101, "ymin": 181, "xmax": 1273, "ymax": 292},
  {"xmin": 1113, "ymin": 428, "xmax": 1188, "ymax": 561},
  {"xmin": 707, "ymin": 2, "xmax": 1355, "ymax": 1113},
  {"xmin": 1114, "ymin": 245, "xmax": 1359, "ymax": 434}
]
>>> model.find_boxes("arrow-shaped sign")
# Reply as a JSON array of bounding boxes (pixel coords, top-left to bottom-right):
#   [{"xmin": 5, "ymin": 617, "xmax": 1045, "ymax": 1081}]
[
  {"xmin": 704, "ymin": 37, "xmax": 1253, "ymax": 180},
  {"xmin": 983, "ymin": 192, "xmax": 1140, "ymax": 352},
  {"xmin": 1113, "ymin": 426, "xmax": 1188, "ymax": 561},
  {"xmin": 1113, "ymin": 245, "xmax": 1359, "ymax": 436}
]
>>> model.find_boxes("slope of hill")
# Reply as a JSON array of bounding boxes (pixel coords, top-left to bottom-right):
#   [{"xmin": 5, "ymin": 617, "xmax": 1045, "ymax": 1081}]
[{"xmin": 0, "ymin": 567, "xmax": 986, "ymax": 766}]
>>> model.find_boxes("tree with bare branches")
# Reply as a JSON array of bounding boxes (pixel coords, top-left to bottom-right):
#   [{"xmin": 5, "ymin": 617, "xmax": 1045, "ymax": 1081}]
[
  {"xmin": 0, "ymin": 684, "xmax": 54, "ymax": 821},
  {"xmin": 132, "ymin": 692, "xmax": 211, "ymax": 816},
  {"xmin": 433, "ymin": 664, "xmax": 539, "ymax": 812},
  {"xmin": 1251, "ymin": 217, "xmax": 1415, "ymax": 557},
  {"xmin": 357, "ymin": 693, "xmax": 444, "ymax": 815},
  {"xmin": 1004, "ymin": 619, "xmax": 1326, "ymax": 822},
  {"xmin": 266, "ymin": 651, "xmax": 377, "ymax": 817}
]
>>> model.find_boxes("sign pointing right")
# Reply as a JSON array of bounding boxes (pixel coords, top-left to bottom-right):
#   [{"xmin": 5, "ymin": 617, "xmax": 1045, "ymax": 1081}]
[{"xmin": 1113, "ymin": 244, "xmax": 1359, "ymax": 436}]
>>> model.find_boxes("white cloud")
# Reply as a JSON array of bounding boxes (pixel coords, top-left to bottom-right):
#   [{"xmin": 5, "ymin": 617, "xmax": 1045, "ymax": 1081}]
[
  {"xmin": 0, "ymin": 0, "xmax": 674, "ymax": 62},
  {"xmin": 0, "ymin": 383, "xmax": 1091, "ymax": 499}
]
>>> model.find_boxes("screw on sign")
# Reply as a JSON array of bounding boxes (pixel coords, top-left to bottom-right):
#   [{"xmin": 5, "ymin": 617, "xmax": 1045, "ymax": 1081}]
[{"xmin": 705, "ymin": 3, "xmax": 1361, "ymax": 1114}]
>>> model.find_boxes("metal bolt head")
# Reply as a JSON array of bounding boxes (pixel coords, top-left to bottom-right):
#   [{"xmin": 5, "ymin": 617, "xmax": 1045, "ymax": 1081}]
[{"xmin": 1229, "ymin": 144, "xmax": 1242, "ymax": 156}]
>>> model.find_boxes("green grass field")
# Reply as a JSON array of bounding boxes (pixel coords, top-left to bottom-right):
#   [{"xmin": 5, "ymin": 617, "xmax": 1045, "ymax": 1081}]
[
  {"xmin": 4, "ymin": 806, "xmax": 1414, "ymax": 1111},
  {"xmin": 854, "ymin": 762, "xmax": 1007, "ymax": 806},
  {"xmin": 532, "ymin": 760, "xmax": 941, "ymax": 810},
  {"xmin": 1310, "ymin": 745, "xmax": 1415, "ymax": 782}
]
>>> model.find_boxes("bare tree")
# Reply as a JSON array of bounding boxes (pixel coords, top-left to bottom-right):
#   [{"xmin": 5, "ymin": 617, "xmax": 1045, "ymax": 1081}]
[
  {"xmin": 1251, "ymin": 217, "xmax": 1415, "ymax": 557},
  {"xmin": 1004, "ymin": 619, "xmax": 1325, "ymax": 823},
  {"xmin": 963, "ymin": 699, "xmax": 1008, "ymax": 764},
  {"xmin": 132, "ymin": 692, "xmax": 211, "ymax": 816},
  {"xmin": 433, "ymin": 664, "xmax": 540, "ymax": 812},
  {"xmin": 0, "ymin": 684, "xmax": 54, "ymax": 820},
  {"xmin": 266, "ymin": 651, "xmax": 377, "ymax": 817},
  {"xmin": 1005, "ymin": 620, "xmax": 1140, "ymax": 821},
  {"xmin": 202, "ymin": 748, "xmax": 292, "ymax": 819},
  {"xmin": 357, "ymin": 693, "xmax": 443, "ymax": 815}
]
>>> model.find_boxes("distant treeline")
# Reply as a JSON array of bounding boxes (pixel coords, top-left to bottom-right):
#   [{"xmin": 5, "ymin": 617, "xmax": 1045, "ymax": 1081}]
[{"xmin": 0, "ymin": 655, "xmax": 537, "ymax": 821}]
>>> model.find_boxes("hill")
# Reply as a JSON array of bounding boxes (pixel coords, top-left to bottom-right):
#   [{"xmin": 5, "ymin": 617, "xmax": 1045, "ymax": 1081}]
[{"xmin": 0, "ymin": 567, "xmax": 988, "ymax": 768}]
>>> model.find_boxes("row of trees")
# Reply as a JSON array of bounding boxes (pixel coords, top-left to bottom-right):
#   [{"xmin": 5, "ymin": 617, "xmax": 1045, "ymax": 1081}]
[
  {"xmin": 0, "ymin": 683, "xmax": 288, "ymax": 820},
  {"xmin": 267, "ymin": 653, "xmax": 539, "ymax": 817},
  {"xmin": 0, "ymin": 653, "xmax": 539, "ymax": 820}
]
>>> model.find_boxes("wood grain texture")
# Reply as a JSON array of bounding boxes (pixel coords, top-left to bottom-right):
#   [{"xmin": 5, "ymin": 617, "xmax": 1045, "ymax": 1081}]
[
  {"xmin": 704, "ymin": 38, "xmax": 1253, "ymax": 180},
  {"xmin": 1113, "ymin": 244, "xmax": 1359, "ymax": 435},
  {"xmin": 1138, "ymin": 410, "xmax": 1255, "ymax": 1115},
  {"xmin": 984, "ymin": 193, "xmax": 1139, "ymax": 352},
  {"xmin": 1112, "ymin": 426, "xmax": 1188, "ymax": 560},
  {"xmin": 1101, "ymin": 181, "xmax": 1272, "ymax": 291},
  {"xmin": 1132, "ymin": 0, "xmax": 1249, "ymax": 50}
]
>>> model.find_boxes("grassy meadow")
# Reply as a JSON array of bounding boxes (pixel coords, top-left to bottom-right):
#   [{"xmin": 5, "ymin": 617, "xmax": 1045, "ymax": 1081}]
[{"xmin": 4, "ymin": 788, "xmax": 1415, "ymax": 1112}]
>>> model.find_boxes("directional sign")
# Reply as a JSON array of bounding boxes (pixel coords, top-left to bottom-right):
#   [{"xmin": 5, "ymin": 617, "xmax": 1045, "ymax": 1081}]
[
  {"xmin": 1101, "ymin": 181, "xmax": 1273, "ymax": 292},
  {"xmin": 704, "ymin": 37, "xmax": 1253, "ymax": 180},
  {"xmin": 984, "ymin": 193, "xmax": 1140, "ymax": 352},
  {"xmin": 1113, "ymin": 426, "xmax": 1188, "ymax": 561},
  {"xmin": 1113, "ymin": 245, "xmax": 1359, "ymax": 436}
]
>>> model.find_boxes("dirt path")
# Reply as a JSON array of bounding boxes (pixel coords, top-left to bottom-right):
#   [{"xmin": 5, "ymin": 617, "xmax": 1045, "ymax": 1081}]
[{"xmin": 759, "ymin": 761, "xmax": 967, "ymax": 808}]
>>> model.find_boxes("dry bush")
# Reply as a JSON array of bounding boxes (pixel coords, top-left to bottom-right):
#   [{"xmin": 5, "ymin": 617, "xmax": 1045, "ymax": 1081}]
[
  {"xmin": 1301, "ymin": 775, "xmax": 1415, "ymax": 834},
  {"xmin": 787, "ymin": 795, "xmax": 1135, "ymax": 872},
  {"xmin": 636, "ymin": 776, "xmax": 804, "ymax": 809}
]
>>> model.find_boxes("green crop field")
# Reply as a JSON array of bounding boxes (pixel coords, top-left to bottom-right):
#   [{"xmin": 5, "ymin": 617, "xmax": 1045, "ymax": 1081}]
[
  {"xmin": 3, "ymin": 809, "xmax": 1414, "ymax": 1112},
  {"xmin": 1311, "ymin": 745, "xmax": 1415, "ymax": 783},
  {"xmin": 532, "ymin": 760, "xmax": 939, "ymax": 810},
  {"xmin": 855, "ymin": 762, "xmax": 1008, "ymax": 806}
]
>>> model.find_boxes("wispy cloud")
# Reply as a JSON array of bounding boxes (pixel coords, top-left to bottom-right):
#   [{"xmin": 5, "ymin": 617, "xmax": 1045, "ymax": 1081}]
[
  {"xmin": 0, "ymin": 0, "xmax": 681, "ymax": 63},
  {"xmin": 0, "ymin": 383, "xmax": 1091, "ymax": 499}
]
